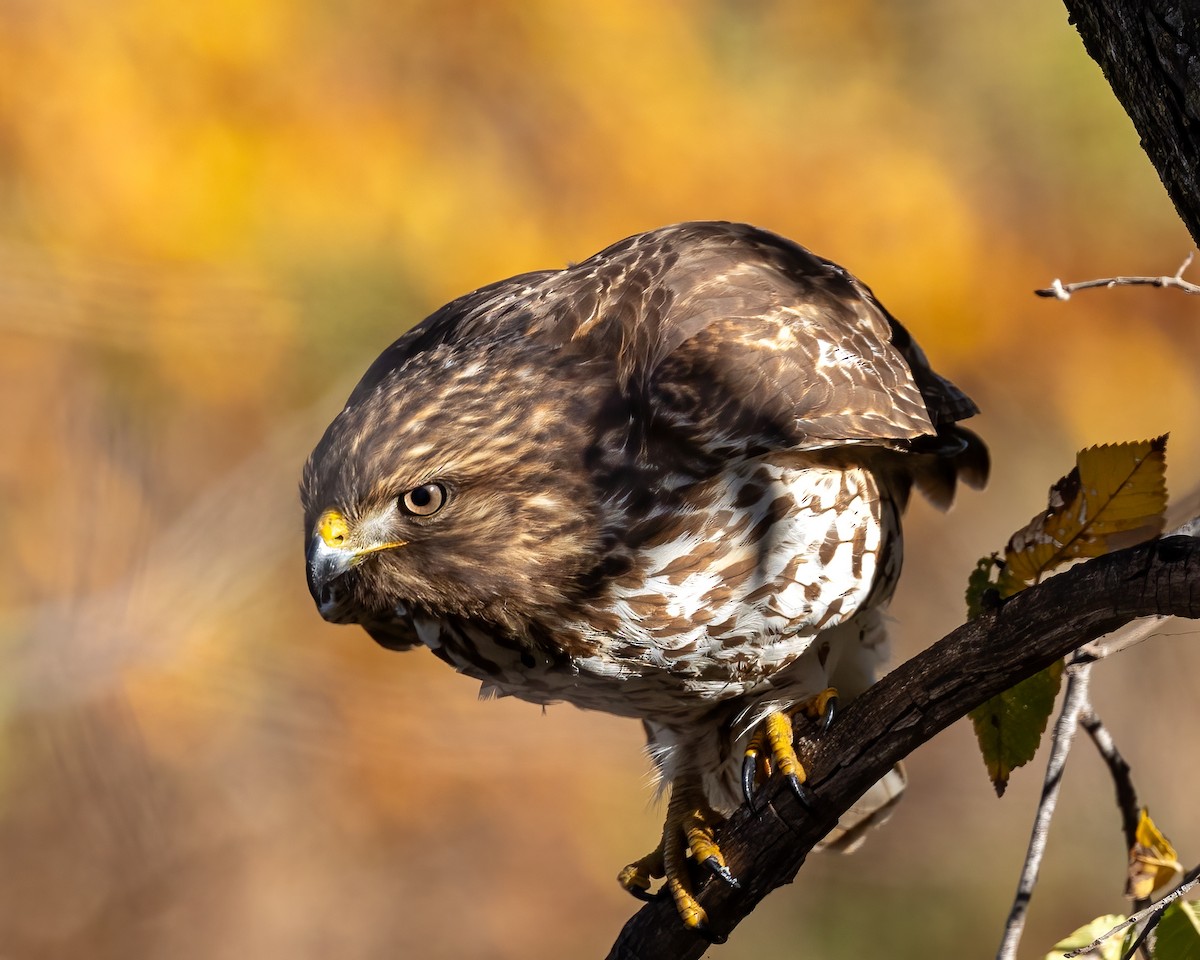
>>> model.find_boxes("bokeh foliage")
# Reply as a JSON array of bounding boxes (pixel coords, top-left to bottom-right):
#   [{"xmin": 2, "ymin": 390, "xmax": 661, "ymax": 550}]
[{"xmin": 2, "ymin": 2, "xmax": 1199, "ymax": 958}]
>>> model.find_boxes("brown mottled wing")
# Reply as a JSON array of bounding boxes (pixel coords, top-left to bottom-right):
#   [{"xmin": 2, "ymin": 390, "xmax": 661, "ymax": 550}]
[{"xmin": 539, "ymin": 222, "xmax": 973, "ymax": 456}]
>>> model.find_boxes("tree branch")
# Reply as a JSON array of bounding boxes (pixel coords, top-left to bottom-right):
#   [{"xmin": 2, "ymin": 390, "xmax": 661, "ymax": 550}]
[
  {"xmin": 1080, "ymin": 709, "xmax": 1141, "ymax": 855},
  {"xmin": 606, "ymin": 535, "xmax": 1200, "ymax": 960},
  {"xmin": 1034, "ymin": 252, "xmax": 1200, "ymax": 299}
]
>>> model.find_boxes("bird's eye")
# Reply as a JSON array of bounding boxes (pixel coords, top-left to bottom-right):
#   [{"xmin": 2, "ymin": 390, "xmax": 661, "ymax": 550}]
[{"xmin": 400, "ymin": 482, "xmax": 447, "ymax": 517}]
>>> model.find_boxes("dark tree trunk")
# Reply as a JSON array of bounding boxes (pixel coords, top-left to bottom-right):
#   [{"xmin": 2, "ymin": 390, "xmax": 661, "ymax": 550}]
[{"xmin": 1062, "ymin": 0, "xmax": 1200, "ymax": 244}]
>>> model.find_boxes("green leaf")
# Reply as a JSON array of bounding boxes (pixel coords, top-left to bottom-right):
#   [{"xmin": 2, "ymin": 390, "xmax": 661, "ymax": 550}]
[
  {"xmin": 965, "ymin": 554, "xmax": 1001, "ymax": 619},
  {"xmin": 969, "ymin": 660, "xmax": 1064, "ymax": 796},
  {"xmin": 1155, "ymin": 900, "xmax": 1200, "ymax": 960},
  {"xmin": 1043, "ymin": 914, "xmax": 1127, "ymax": 960}
]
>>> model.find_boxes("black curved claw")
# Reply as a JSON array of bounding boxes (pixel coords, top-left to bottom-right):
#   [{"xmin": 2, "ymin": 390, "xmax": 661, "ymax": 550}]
[
  {"xmin": 625, "ymin": 884, "xmax": 659, "ymax": 903},
  {"xmin": 786, "ymin": 773, "xmax": 816, "ymax": 811},
  {"xmin": 741, "ymin": 753, "xmax": 758, "ymax": 809},
  {"xmin": 821, "ymin": 695, "xmax": 839, "ymax": 735},
  {"xmin": 702, "ymin": 855, "xmax": 741, "ymax": 889}
]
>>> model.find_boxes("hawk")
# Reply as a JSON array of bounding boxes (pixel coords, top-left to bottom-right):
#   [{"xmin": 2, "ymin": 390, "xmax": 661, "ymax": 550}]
[{"xmin": 302, "ymin": 221, "xmax": 986, "ymax": 934}]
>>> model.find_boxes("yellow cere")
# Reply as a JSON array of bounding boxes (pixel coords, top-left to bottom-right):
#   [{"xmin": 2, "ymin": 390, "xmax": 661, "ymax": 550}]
[{"xmin": 317, "ymin": 509, "xmax": 350, "ymax": 548}]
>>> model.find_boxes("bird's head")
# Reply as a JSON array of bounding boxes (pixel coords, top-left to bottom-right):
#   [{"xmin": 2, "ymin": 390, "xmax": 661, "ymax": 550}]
[{"xmin": 301, "ymin": 337, "xmax": 605, "ymax": 636}]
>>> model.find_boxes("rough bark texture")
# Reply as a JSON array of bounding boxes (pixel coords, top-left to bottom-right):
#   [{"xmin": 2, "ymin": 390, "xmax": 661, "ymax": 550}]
[
  {"xmin": 607, "ymin": 535, "xmax": 1200, "ymax": 960},
  {"xmin": 1062, "ymin": 0, "xmax": 1200, "ymax": 245}
]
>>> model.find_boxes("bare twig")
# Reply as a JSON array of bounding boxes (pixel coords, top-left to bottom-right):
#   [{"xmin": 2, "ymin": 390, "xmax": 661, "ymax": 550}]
[
  {"xmin": 1119, "ymin": 906, "xmax": 1163, "ymax": 960},
  {"xmin": 1079, "ymin": 710, "xmax": 1141, "ymax": 855},
  {"xmin": 995, "ymin": 658, "xmax": 1094, "ymax": 960},
  {"xmin": 1035, "ymin": 252, "xmax": 1199, "ymax": 300},
  {"xmin": 1081, "ymin": 708, "xmax": 1151, "ymax": 958},
  {"xmin": 1063, "ymin": 862, "xmax": 1200, "ymax": 959},
  {"xmin": 607, "ymin": 536, "xmax": 1200, "ymax": 960}
]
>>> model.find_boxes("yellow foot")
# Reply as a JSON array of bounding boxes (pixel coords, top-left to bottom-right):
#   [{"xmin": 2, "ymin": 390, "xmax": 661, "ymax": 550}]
[
  {"xmin": 617, "ymin": 845, "xmax": 663, "ymax": 902},
  {"xmin": 741, "ymin": 687, "xmax": 839, "ymax": 808},
  {"xmin": 617, "ymin": 778, "xmax": 738, "ymax": 939}
]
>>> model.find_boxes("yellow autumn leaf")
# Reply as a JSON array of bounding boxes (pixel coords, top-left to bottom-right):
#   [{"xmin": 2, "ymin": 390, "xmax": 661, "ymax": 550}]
[
  {"xmin": 997, "ymin": 437, "xmax": 1168, "ymax": 597},
  {"xmin": 1125, "ymin": 808, "xmax": 1183, "ymax": 901}
]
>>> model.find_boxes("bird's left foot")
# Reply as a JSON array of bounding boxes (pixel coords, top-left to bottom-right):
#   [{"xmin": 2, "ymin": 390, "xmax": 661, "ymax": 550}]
[
  {"xmin": 741, "ymin": 687, "xmax": 838, "ymax": 808},
  {"xmin": 617, "ymin": 778, "xmax": 738, "ymax": 939}
]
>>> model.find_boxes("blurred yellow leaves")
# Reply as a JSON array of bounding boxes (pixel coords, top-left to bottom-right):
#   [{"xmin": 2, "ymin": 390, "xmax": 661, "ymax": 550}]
[
  {"xmin": 142, "ymin": 274, "xmax": 294, "ymax": 405},
  {"xmin": 0, "ymin": 3, "xmax": 1196, "ymax": 958},
  {"xmin": 0, "ymin": 0, "xmax": 992, "ymax": 304}
]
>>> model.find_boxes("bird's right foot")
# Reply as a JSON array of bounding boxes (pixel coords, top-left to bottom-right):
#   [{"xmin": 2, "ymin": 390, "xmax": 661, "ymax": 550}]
[{"xmin": 741, "ymin": 687, "xmax": 838, "ymax": 809}]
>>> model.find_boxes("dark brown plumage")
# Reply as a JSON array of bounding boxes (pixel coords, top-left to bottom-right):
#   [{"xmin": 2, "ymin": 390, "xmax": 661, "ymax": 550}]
[{"xmin": 301, "ymin": 221, "xmax": 987, "ymax": 930}]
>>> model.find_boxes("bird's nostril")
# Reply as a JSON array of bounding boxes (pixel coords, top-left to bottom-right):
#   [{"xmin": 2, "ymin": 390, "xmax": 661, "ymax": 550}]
[{"xmin": 318, "ymin": 509, "xmax": 350, "ymax": 548}]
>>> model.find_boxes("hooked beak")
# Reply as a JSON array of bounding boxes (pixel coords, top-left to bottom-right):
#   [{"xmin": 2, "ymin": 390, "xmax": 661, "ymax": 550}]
[{"xmin": 306, "ymin": 509, "xmax": 406, "ymax": 620}]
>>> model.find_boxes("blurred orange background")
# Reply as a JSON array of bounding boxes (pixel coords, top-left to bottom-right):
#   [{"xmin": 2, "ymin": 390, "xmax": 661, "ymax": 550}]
[{"xmin": 2, "ymin": 2, "xmax": 1199, "ymax": 958}]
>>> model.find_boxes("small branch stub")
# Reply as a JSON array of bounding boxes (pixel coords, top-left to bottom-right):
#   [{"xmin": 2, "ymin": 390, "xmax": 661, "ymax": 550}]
[{"xmin": 1035, "ymin": 252, "xmax": 1199, "ymax": 300}]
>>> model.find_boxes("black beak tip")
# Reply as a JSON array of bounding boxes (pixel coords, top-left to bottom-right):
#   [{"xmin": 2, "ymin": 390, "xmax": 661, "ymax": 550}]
[{"xmin": 305, "ymin": 539, "xmax": 343, "ymax": 615}]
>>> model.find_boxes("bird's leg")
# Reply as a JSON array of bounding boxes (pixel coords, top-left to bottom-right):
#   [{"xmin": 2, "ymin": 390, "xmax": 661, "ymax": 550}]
[
  {"xmin": 617, "ymin": 774, "xmax": 738, "ymax": 937},
  {"xmin": 741, "ymin": 687, "xmax": 839, "ymax": 808}
]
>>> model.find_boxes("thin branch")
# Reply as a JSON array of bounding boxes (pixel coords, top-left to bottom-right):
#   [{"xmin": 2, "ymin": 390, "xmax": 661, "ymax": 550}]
[
  {"xmin": 1119, "ymin": 907, "xmax": 1164, "ymax": 960},
  {"xmin": 1080, "ymin": 707, "xmax": 1153, "ymax": 958},
  {"xmin": 995, "ymin": 658, "xmax": 1094, "ymax": 960},
  {"xmin": 1034, "ymin": 252, "xmax": 1199, "ymax": 299},
  {"xmin": 1079, "ymin": 621, "xmax": 1162, "ymax": 661},
  {"xmin": 607, "ymin": 535, "xmax": 1200, "ymax": 960},
  {"xmin": 1079, "ymin": 710, "xmax": 1141, "ymax": 855},
  {"xmin": 1063, "ymin": 862, "xmax": 1200, "ymax": 959}
]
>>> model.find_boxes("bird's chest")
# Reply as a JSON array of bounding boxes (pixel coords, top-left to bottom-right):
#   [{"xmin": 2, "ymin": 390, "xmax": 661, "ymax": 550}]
[{"xmin": 562, "ymin": 453, "xmax": 900, "ymax": 694}]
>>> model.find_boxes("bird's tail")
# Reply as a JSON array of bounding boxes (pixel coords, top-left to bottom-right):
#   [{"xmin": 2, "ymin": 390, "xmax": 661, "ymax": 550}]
[{"xmin": 814, "ymin": 762, "xmax": 908, "ymax": 853}]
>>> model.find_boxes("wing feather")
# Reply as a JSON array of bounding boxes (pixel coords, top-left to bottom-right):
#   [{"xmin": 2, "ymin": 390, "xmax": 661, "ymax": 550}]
[{"xmin": 545, "ymin": 221, "xmax": 971, "ymax": 452}]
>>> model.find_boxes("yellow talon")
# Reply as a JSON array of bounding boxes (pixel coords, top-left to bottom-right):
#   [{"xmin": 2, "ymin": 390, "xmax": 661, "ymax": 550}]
[
  {"xmin": 761, "ymin": 711, "xmax": 804, "ymax": 781},
  {"xmin": 663, "ymin": 802, "xmax": 708, "ymax": 930},
  {"xmin": 619, "ymin": 778, "xmax": 735, "ymax": 930},
  {"xmin": 618, "ymin": 844, "xmax": 664, "ymax": 899},
  {"xmin": 741, "ymin": 688, "xmax": 840, "ymax": 806},
  {"xmin": 808, "ymin": 686, "xmax": 839, "ymax": 723},
  {"xmin": 682, "ymin": 805, "xmax": 723, "ymax": 868},
  {"xmin": 620, "ymin": 691, "xmax": 845, "ymax": 930}
]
